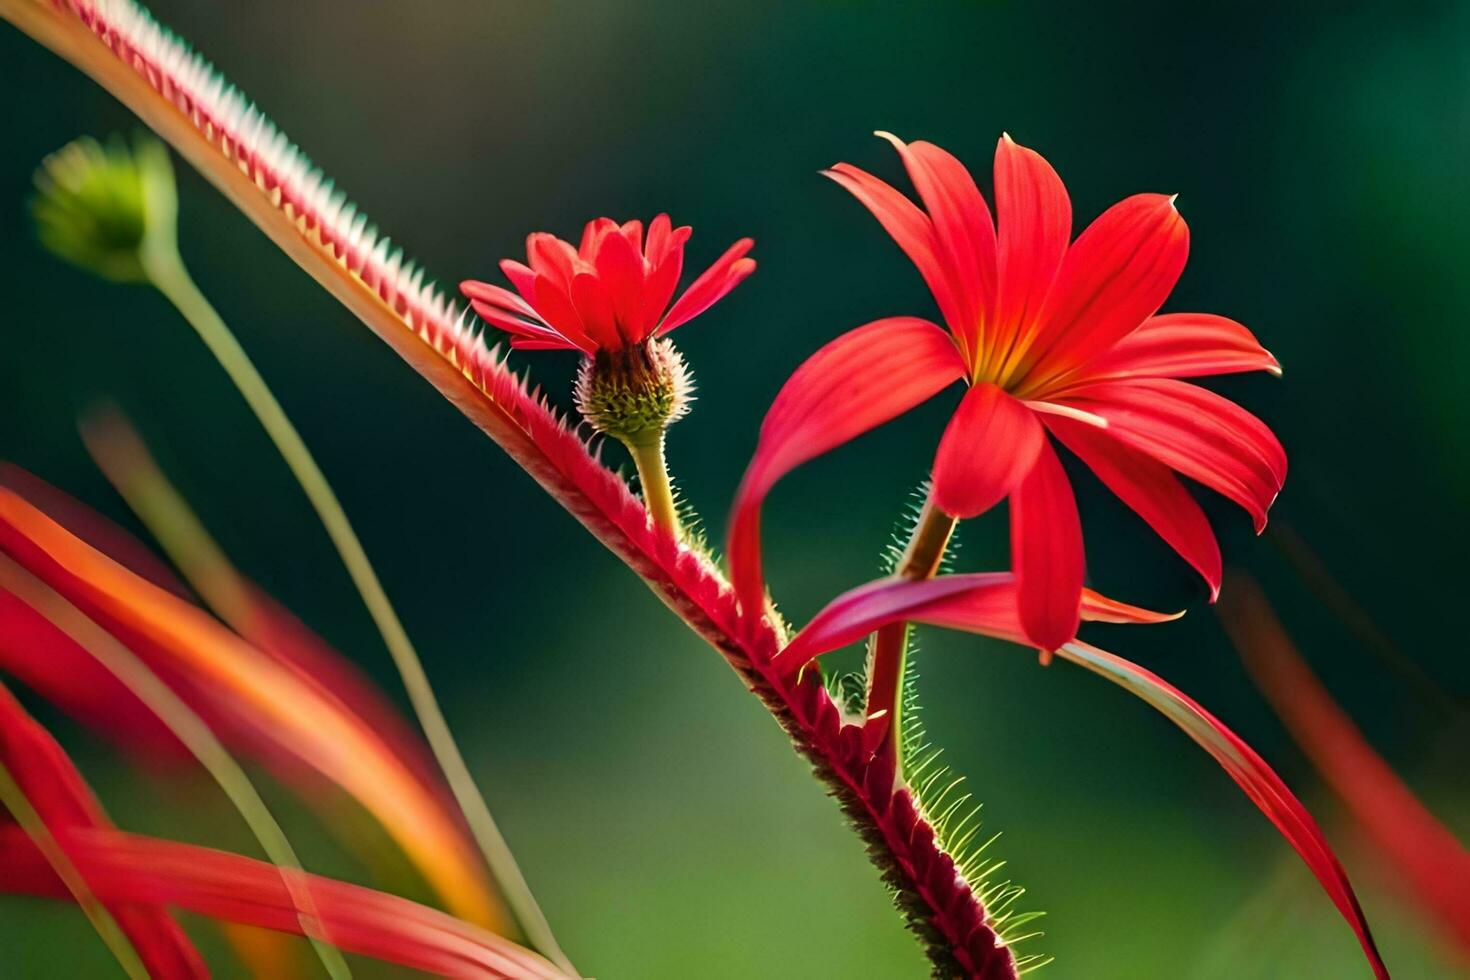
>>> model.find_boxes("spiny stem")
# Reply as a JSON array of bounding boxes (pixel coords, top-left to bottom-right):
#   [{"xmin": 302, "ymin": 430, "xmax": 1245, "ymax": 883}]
[
  {"xmin": 622, "ymin": 429, "xmax": 681, "ymax": 538},
  {"xmin": 0, "ymin": 724, "xmax": 150, "ymax": 980},
  {"xmin": 140, "ymin": 252, "xmax": 576, "ymax": 976},
  {"xmin": 863, "ymin": 496, "xmax": 956, "ymax": 771},
  {"xmin": 0, "ymin": 556, "xmax": 351, "ymax": 980}
]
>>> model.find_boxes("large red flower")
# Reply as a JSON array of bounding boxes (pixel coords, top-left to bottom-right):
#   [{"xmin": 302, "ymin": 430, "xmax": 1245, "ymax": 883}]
[
  {"xmin": 460, "ymin": 215, "xmax": 754, "ymax": 352},
  {"xmin": 730, "ymin": 133, "xmax": 1285, "ymax": 650}
]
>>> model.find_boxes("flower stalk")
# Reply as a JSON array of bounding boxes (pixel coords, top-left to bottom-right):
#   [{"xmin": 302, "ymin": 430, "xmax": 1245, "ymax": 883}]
[
  {"xmin": 623, "ymin": 428, "xmax": 680, "ymax": 537},
  {"xmin": 863, "ymin": 497, "xmax": 956, "ymax": 765}
]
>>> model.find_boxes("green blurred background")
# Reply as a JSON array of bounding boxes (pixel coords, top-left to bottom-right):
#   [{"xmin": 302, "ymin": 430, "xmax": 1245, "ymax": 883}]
[{"xmin": 2, "ymin": 1, "xmax": 1467, "ymax": 976}]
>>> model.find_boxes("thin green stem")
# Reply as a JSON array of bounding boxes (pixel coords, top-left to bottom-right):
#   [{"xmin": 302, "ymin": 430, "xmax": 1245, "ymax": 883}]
[
  {"xmin": 0, "ymin": 556, "xmax": 351, "ymax": 979},
  {"xmin": 862, "ymin": 496, "xmax": 957, "ymax": 773},
  {"xmin": 141, "ymin": 252, "xmax": 575, "ymax": 975},
  {"xmin": 0, "ymin": 725, "xmax": 150, "ymax": 980},
  {"xmin": 623, "ymin": 429, "xmax": 680, "ymax": 538}
]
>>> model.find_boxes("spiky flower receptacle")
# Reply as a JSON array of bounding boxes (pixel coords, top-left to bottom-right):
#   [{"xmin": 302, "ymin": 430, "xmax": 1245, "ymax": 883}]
[
  {"xmin": 31, "ymin": 133, "xmax": 177, "ymax": 282},
  {"xmin": 574, "ymin": 338, "xmax": 693, "ymax": 444}
]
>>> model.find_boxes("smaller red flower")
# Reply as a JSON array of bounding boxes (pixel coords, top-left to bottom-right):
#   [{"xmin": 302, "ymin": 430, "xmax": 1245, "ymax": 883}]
[{"xmin": 460, "ymin": 215, "xmax": 755, "ymax": 353}]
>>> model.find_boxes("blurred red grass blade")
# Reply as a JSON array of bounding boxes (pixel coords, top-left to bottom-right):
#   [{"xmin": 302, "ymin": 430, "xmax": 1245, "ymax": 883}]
[
  {"xmin": 0, "ymin": 826, "xmax": 566, "ymax": 979},
  {"xmin": 75, "ymin": 414, "xmax": 460, "ymax": 817},
  {"xmin": 0, "ymin": 486, "xmax": 504, "ymax": 930},
  {"xmin": 1053, "ymin": 640, "xmax": 1389, "ymax": 980},
  {"xmin": 0, "ymin": 683, "xmax": 206, "ymax": 979},
  {"xmin": 1220, "ymin": 573, "xmax": 1470, "ymax": 960}
]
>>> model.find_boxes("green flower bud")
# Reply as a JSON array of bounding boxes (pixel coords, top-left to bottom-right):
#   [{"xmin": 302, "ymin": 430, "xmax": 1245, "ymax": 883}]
[
  {"xmin": 574, "ymin": 337, "xmax": 693, "ymax": 445},
  {"xmin": 31, "ymin": 133, "xmax": 177, "ymax": 283}
]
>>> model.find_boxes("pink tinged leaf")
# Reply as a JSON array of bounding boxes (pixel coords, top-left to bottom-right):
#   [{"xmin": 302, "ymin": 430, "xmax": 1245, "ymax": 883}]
[
  {"xmin": 1021, "ymin": 194, "xmax": 1189, "ymax": 389},
  {"xmin": 1059, "ymin": 378, "xmax": 1285, "ymax": 531},
  {"xmin": 727, "ymin": 318, "xmax": 967, "ymax": 610},
  {"xmin": 1221, "ymin": 576, "xmax": 1470, "ymax": 958},
  {"xmin": 0, "ymin": 828, "xmax": 566, "ymax": 979},
  {"xmin": 1044, "ymin": 415, "xmax": 1223, "ymax": 597},
  {"xmin": 1076, "ymin": 313, "xmax": 1282, "ymax": 381},
  {"xmin": 1052, "ymin": 640, "xmax": 1389, "ymax": 980},
  {"xmin": 875, "ymin": 132, "xmax": 998, "ymax": 346},
  {"xmin": 775, "ymin": 573, "xmax": 1174, "ymax": 675},
  {"xmin": 659, "ymin": 237, "xmax": 756, "ymax": 334},
  {"xmin": 0, "ymin": 687, "xmax": 207, "ymax": 979},
  {"xmin": 991, "ymin": 134, "xmax": 1072, "ymax": 353},
  {"xmin": 822, "ymin": 163, "xmax": 967, "ymax": 335},
  {"xmin": 1011, "ymin": 440, "xmax": 1084, "ymax": 651},
  {"xmin": 930, "ymin": 383, "xmax": 1044, "ymax": 519}
]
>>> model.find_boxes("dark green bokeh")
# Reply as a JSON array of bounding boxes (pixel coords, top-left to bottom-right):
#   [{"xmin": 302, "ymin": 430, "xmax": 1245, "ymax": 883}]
[{"xmin": 1, "ymin": 1, "xmax": 1466, "ymax": 976}]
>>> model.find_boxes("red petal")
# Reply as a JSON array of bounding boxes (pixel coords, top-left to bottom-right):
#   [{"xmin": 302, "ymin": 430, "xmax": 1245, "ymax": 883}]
[
  {"xmin": 987, "ymin": 134, "xmax": 1071, "ymax": 377},
  {"xmin": 592, "ymin": 227, "xmax": 646, "ymax": 343},
  {"xmin": 776, "ymin": 573, "xmax": 1176, "ymax": 675},
  {"xmin": 526, "ymin": 233, "xmax": 578, "ymax": 289},
  {"xmin": 569, "ymin": 273, "xmax": 621, "ymax": 350},
  {"xmin": 930, "ymin": 382, "xmax": 1044, "ymax": 519},
  {"xmin": 619, "ymin": 218, "xmax": 644, "ymax": 255},
  {"xmin": 0, "ymin": 687, "xmax": 207, "ymax": 978},
  {"xmin": 1221, "ymin": 576, "xmax": 1470, "ymax": 957},
  {"xmin": 1060, "ymin": 378, "xmax": 1285, "ymax": 530},
  {"xmin": 1011, "ymin": 439, "xmax": 1083, "ymax": 651},
  {"xmin": 660, "ymin": 237, "xmax": 755, "ymax": 334},
  {"xmin": 775, "ymin": 573, "xmax": 1016, "ymax": 673},
  {"xmin": 1019, "ymin": 194, "xmax": 1189, "ymax": 391},
  {"xmin": 1075, "ymin": 313, "xmax": 1281, "ymax": 382},
  {"xmin": 875, "ymin": 133, "xmax": 996, "ymax": 349},
  {"xmin": 1053, "ymin": 640, "xmax": 1388, "ymax": 980},
  {"xmin": 1045, "ymin": 415, "xmax": 1222, "ymax": 597},
  {"xmin": 823, "ymin": 163, "xmax": 965, "ymax": 335},
  {"xmin": 644, "ymin": 213, "xmax": 673, "ymax": 262},
  {"xmin": 469, "ymin": 301, "xmax": 575, "ymax": 348},
  {"xmin": 498, "ymin": 259, "xmax": 539, "ymax": 301},
  {"xmin": 727, "ymin": 318, "xmax": 966, "ymax": 610},
  {"xmin": 637, "ymin": 239, "xmax": 685, "ymax": 333},
  {"xmin": 0, "ymin": 827, "xmax": 565, "ymax": 978},
  {"xmin": 531, "ymin": 274, "xmax": 594, "ymax": 349}
]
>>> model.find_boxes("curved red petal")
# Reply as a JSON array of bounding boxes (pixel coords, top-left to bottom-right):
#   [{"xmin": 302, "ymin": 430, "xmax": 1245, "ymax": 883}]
[
  {"xmin": 987, "ymin": 134, "xmax": 1071, "ymax": 378},
  {"xmin": 875, "ymin": 132, "xmax": 996, "ymax": 349},
  {"xmin": 531, "ymin": 274, "xmax": 595, "ymax": 349},
  {"xmin": 930, "ymin": 383, "xmax": 1044, "ymax": 519},
  {"xmin": 660, "ymin": 237, "xmax": 755, "ymax": 334},
  {"xmin": 776, "ymin": 573, "xmax": 1014, "ymax": 673},
  {"xmin": 1045, "ymin": 414, "xmax": 1223, "ymax": 597},
  {"xmin": 1054, "ymin": 641, "xmax": 1389, "ymax": 980},
  {"xmin": 1076, "ymin": 313, "xmax": 1281, "ymax": 382},
  {"xmin": 526, "ymin": 233, "xmax": 578, "ymax": 289},
  {"xmin": 728, "ymin": 318, "xmax": 966, "ymax": 610},
  {"xmin": 823, "ymin": 163, "xmax": 966, "ymax": 336},
  {"xmin": 0, "ymin": 827, "xmax": 565, "ymax": 979},
  {"xmin": 776, "ymin": 573, "xmax": 1176, "ymax": 675},
  {"xmin": 1011, "ymin": 439, "xmax": 1084, "ymax": 651},
  {"xmin": 0, "ymin": 687, "xmax": 207, "ymax": 979},
  {"xmin": 1019, "ymin": 194, "xmax": 1189, "ymax": 391},
  {"xmin": 497, "ymin": 259, "xmax": 539, "ymax": 301},
  {"xmin": 1060, "ymin": 378, "xmax": 1285, "ymax": 530}
]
